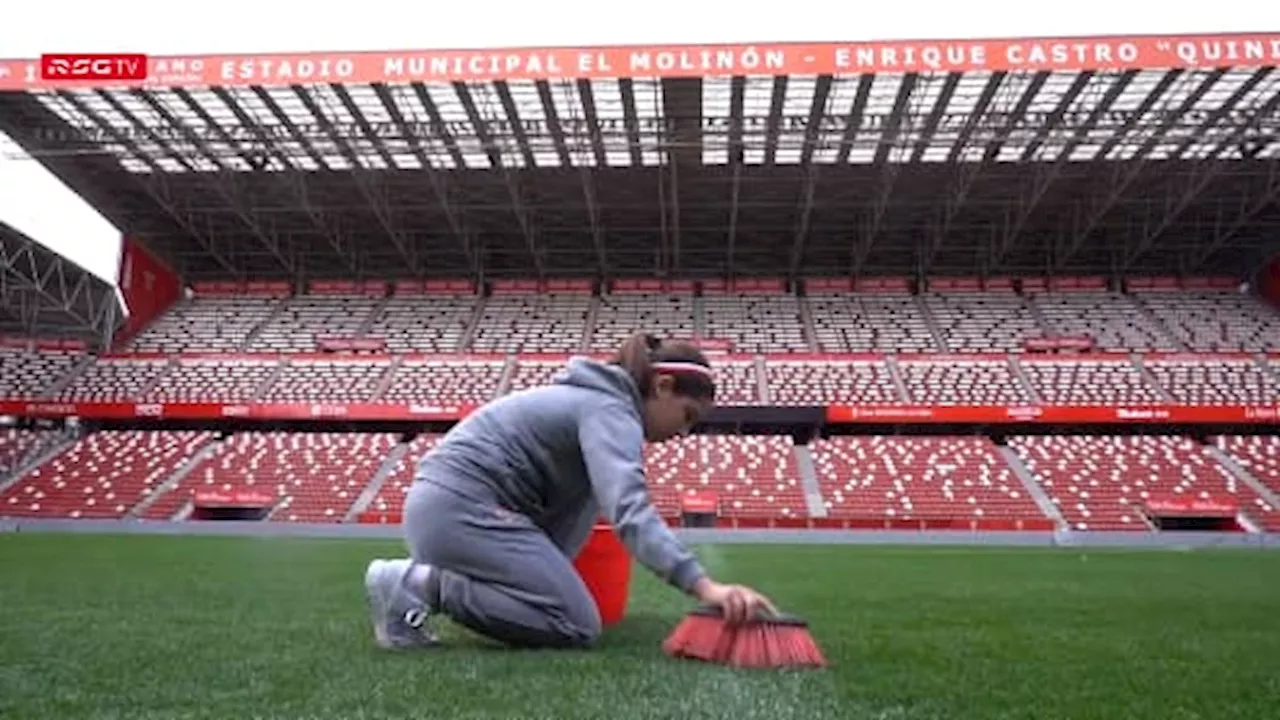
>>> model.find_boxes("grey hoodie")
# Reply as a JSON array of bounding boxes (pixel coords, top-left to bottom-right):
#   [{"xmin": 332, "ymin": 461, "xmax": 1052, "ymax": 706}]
[{"xmin": 413, "ymin": 356, "xmax": 708, "ymax": 594}]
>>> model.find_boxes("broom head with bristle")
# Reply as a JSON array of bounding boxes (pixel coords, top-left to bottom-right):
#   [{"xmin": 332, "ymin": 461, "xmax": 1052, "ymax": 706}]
[{"xmin": 662, "ymin": 604, "xmax": 827, "ymax": 669}]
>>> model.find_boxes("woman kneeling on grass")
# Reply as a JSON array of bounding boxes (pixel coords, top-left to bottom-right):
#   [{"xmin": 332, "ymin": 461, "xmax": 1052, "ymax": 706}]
[{"xmin": 363, "ymin": 332, "xmax": 775, "ymax": 650}]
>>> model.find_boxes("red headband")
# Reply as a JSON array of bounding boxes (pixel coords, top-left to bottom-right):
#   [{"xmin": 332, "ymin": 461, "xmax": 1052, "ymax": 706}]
[{"xmin": 652, "ymin": 361, "xmax": 715, "ymax": 381}]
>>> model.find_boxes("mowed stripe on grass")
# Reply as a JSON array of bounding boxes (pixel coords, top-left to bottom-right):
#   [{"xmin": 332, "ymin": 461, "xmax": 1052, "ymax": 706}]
[{"xmin": 1, "ymin": 533, "xmax": 1278, "ymax": 720}]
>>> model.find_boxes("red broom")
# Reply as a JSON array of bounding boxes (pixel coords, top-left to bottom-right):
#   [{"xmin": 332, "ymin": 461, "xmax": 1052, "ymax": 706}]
[{"xmin": 662, "ymin": 604, "xmax": 827, "ymax": 669}]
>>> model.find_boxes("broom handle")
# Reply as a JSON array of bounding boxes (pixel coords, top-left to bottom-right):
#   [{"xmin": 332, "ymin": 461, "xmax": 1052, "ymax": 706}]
[{"xmin": 690, "ymin": 604, "xmax": 809, "ymax": 626}]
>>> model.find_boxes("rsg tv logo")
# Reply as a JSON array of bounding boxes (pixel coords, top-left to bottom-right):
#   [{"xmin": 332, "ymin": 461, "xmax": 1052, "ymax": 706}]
[{"xmin": 40, "ymin": 54, "xmax": 149, "ymax": 81}]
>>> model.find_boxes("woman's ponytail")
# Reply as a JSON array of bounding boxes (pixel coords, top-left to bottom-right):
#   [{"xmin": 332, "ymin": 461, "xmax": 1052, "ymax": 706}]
[
  {"xmin": 613, "ymin": 332, "xmax": 659, "ymax": 395},
  {"xmin": 611, "ymin": 332, "xmax": 715, "ymax": 401}
]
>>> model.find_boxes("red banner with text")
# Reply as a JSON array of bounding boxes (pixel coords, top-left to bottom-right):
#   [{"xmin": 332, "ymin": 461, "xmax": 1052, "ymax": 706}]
[
  {"xmin": 3, "ymin": 34, "xmax": 1278, "ymax": 90},
  {"xmin": 825, "ymin": 404, "xmax": 1280, "ymax": 424},
  {"xmin": 0, "ymin": 400, "xmax": 474, "ymax": 422},
  {"xmin": 0, "ymin": 398, "xmax": 1275, "ymax": 424},
  {"xmin": 1143, "ymin": 499, "xmax": 1238, "ymax": 517},
  {"xmin": 193, "ymin": 490, "xmax": 278, "ymax": 508}
]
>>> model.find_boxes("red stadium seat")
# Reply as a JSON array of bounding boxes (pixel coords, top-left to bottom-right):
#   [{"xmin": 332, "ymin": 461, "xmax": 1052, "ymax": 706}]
[
  {"xmin": 765, "ymin": 359, "xmax": 902, "ymax": 405},
  {"xmin": 809, "ymin": 435, "xmax": 1045, "ymax": 524},
  {"xmin": 0, "ymin": 430, "xmax": 213, "ymax": 519},
  {"xmin": 1006, "ymin": 435, "xmax": 1268, "ymax": 532},
  {"xmin": 142, "ymin": 432, "xmax": 394, "ymax": 523},
  {"xmin": 644, "ymin": 435, "xmax": 807, "ymax": 520}
]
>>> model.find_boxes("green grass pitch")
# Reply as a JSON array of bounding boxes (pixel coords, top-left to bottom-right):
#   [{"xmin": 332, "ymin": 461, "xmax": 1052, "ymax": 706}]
[{"xmin": 2, "ymin": 533, "xmax": 1278, "ymax": 720}]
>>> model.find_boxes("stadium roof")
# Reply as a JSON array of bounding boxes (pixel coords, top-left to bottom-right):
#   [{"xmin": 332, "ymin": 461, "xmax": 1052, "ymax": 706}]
[
  {"xmin": 1, "ymin": 32, "xmax": 1278, "ymax": 284},
  {"xmin": 0, "ymin": 222, "xmax": 123, "ymax": 343}
]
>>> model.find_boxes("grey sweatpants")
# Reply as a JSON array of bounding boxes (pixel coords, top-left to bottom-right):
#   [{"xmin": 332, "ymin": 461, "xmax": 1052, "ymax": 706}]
[{"xmin": 402, "ymin": 478, "xmax": 602, "ymax": 649}]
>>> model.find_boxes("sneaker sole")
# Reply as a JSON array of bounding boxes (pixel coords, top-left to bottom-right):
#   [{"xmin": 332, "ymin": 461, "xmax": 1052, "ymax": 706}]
[{"xmin": 364, "ymin": 559, "xmax": 394, "ymax": 650}]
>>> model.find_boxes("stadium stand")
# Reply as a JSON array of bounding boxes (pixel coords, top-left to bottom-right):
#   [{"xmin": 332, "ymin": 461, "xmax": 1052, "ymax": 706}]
[
  {"xmin": 809, "ymin": 435, "xmax": 1045, "ymax": 524},
  {"xmin": 1144, "ymin": 356, "xmax": 1280, "ymax": 406},
  {"xmin": 259, "ymin": 358, "xmax": 393, "ymax": 403},
  {"xmin": 0, "ymin": 430, "xmax": 215, "ymax": 519},
  {"xmin": 764, "ymin": 358, "xmax": 903, "ymax": 405},
  {"xmin": 1, "ymin": 32, "xmax": 1278, "ymax": 540},
  {"xmin": 0, "ymin": 428, "xmax": 55, "ymax": 476},
  {"xmin": 590, "ymin": 290, "xmax": 698, "ymax": 352},
  {"xmin": 365, "ymin": 293, "xmax": 479, "ymax": 354},
  {"xmin": 469, "ymin": 294, "xmax": 592, "ymax": 353},
  {"xmin": 1005, "ymin": 435, "xmax": 1269, "ymax": 532},
  {"xmin": 897, "ymin": 357, "xmax": 1034, "ymax": 405},
  {"xmin": 643, "ymin": 434, "xmax": 807, "ymax": 520},
  {"xmin": 142, "ymin": 432, "xmax": 395, "ymax": 523},
  {"xmin": 1213, "ymin": 435, "xmax": 1280, "ymax": 531},
  {"xmin": 143, "ymin": 357, "xmax": 280, "ymax": 403},
  {"xmin": 699, "ymin": 291, "xmax": 808, "ymax": 354},
  {"xmin": 806, "ymin": 291, "xmax": 937, "ymax": 353},
  {"xmin": 1135, "ymin": 290, "xmax": 1280, "ymax": 352},
  {"xmin": 127, "ymin": 295, "xmax": 282, "ymax": 353},
  {"xmin": 55, "ymin": 357, "xmax": 173, "ymax": 402},
  {"xmin": 380, "ymin": 357, "xmax": 506, "ymax": 406},
  {"xmin": 1018, "ymin": 357, "xmax": 1168, "ymax": 406},
  {"xmin": 363, "ymin": 434, "xmax": 445, "ymax": 518},
  {"xmin": 711, "ymin": 359, "xmax": 763, "ymax": 405},
  {"xmin": 246, "ymin": 294, "xmax": 381, "ymax": 354},
  {"xmin": 1027, "ymin": 291, "xmax": 1179, "ymax": 352},
  {"xmin": 919, "ymin": 291, "xmax": 1043, "ymax": 353},
  {"xmin": 0, "ymin": 347, "xmax": 83, "ymax": 399}
]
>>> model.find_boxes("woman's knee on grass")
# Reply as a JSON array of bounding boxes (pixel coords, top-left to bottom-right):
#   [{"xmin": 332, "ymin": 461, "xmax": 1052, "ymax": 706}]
[{"xmin": 544, "ymin": 595, "xmax": 602, "ymax": 649}]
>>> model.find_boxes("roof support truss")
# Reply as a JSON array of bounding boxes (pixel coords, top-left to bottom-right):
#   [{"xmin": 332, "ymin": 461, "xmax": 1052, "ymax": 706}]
[
  {"xmin": 0, "ymin": 229, "xmax": 121, "ymax": 341},
  {"xmin": 923, "ymin": 73, "xmax": 1006, "ymax": 274},
  {"xmin": 307, "ymin": 85, "xmax": 420, "ymax": 274},
  {"xmin": 370, "ymin": 83, "xmax": 477, "ymax": 277},
  {"xmin": 53, "ymin": 91, "xmax": 239, "ymax": 277},
  {"xmin": 1055, "ymin": 69, "xmax": 1224, "ymax": 270},
  {"xmin": 1121, "ymin": 69, "xmax": 1280, "ymax": 269},
  {"xmin": 990, "ymin": 71, "xmax": 1108, "ymax": 267},
  {"xmin": 111, "ymin": 90, "xmax": 296, "ymax": 275},
  {"xmin": 725, "ymin": 78, "xmax": 746, "ymax": 276},
  {"xmin": 206, "ymin": 87, "xmax": 357, "ymax": 275},
  {"xmin": 457, "ymin": 82, "xmax": 545, "ymax": 277},
  {"xmin": 1194, "ymin": 161, "xmax": 1280, "ymax": 265}
]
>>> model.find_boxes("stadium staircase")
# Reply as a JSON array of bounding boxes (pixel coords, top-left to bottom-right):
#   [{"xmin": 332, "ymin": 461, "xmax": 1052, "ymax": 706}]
[
  {"xmin": 693, "ymin": 295, "xmax": 708, "ymax": 337},
  {"xmin": 1007, "ymin": 357, "xmax": 1042, "ymax": 403},
  {"xmin": 883, "ymin": 357, "xmax": 911, "ymax": 402},
  {"xmin": 356, "ymin": 295, "xmax": 389, "ymax": 338},
  {"xmin": 238, "ymin": 298, "xmax": 289, "ymax": 351},
  {"xmin": 370, "ymin": 356, "xmax": 404, "ymax": 401},
  {"xmin": 43, "ymin": 355, "xmax": 96, "ymax": 398},
  {"xmin": 792, "ymin": 445, "xmax": 827, "ymax": 518},
  {"xmin": 798, "ymin": 297, "xmax": 820, "ymax": 351},
  {"xmin": 1131, "ymin": 355, "xmax": 1176, "ymax": 403},
  {"xmin": 0, "ymin": 428, "xmax": 81, "ymax": 495},
  {"xmin": 995, "ymin": 445, "xmax": 1067, "ymax": 529},
  {"xmin": 1125, "ymin": 295, "xmax": 1189, "ymax": 351},
  {"xmin": 343, "ymin": 441, "xmax": 409, "ymax": 523},
  {"xmin": 495, "ymin": 356, "xmax": 518, "ymax": 396},
  {"xmin": 1024, "ymin": 294, "xmax": 1053, "ymax": 335},
  {"xmin": 913, "ymin": 295, "xmax": 949, "ymax": 351},
  {"xmin": 580, "ymin": 297, "xmax": 602, "ymax": 353},
  {"xmin": 753, "ymin": 357, "xmax": 771, "ymax": 404},
  {"xmin": 251, "ymin": 362, "xmax": 288, "ymax": 401},
  {"xmin": 1205, "ymin": 446, "xmax": 1280, "ymax": 527},
  {"xmin": 127, "ymin": 437, "xmax": 225, "ymax": 520},
  {"xmin": 457, "ymin": 301, "xmax": 484, "ymax": 351}
]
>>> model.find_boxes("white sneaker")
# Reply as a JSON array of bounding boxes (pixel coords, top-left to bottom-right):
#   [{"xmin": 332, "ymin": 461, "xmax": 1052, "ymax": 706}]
[{"xmin": 364, "ymin": 559, "xmax": 438, "ymax": 649}]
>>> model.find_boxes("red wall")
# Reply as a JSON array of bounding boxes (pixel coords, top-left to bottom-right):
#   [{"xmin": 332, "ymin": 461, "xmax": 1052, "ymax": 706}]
[
  {"xmin": 113, "ymin": 236, "xmax": 182, "ymax": 347},
  {"xmin": 1258, "ymin": 253, "xmax": 1280, "ymax": 309}
]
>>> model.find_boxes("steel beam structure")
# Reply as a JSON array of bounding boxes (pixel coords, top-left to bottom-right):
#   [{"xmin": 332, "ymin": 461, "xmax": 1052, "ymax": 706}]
[
  {"xmin": 0, "ymin": 224, "xmax": 123, "ymax": 344},
  {"xmin": 0, "ymin": 63, "xmax": 1274, "ymax": 287}
]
